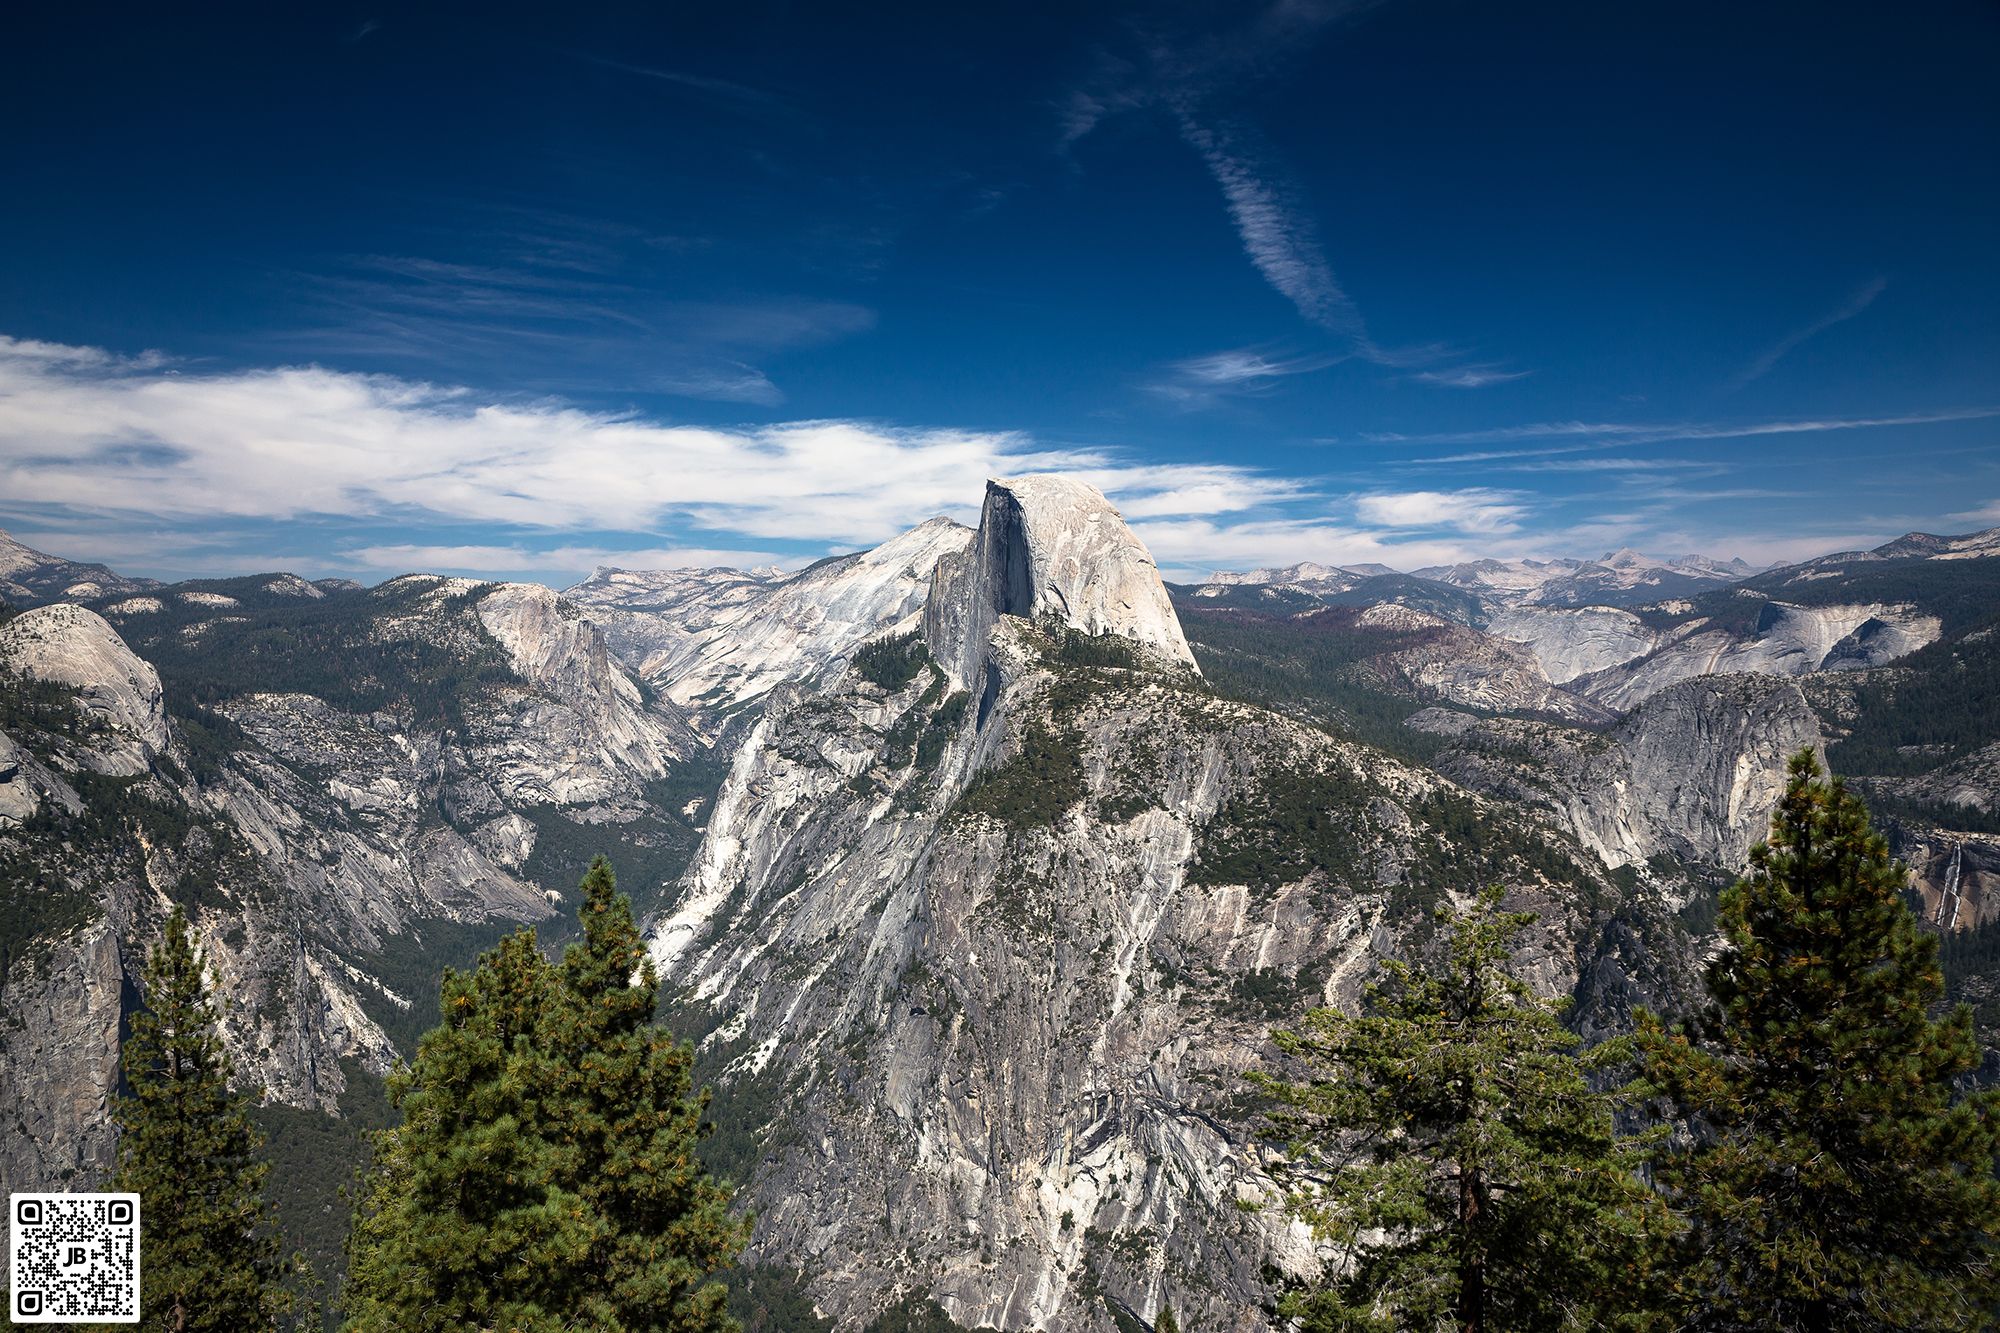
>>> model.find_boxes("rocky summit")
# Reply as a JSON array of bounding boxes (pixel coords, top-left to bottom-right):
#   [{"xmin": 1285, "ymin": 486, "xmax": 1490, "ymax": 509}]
[{"xmin": 0, "ymin": 487, "xmax": 1997, "ymax": 1329}]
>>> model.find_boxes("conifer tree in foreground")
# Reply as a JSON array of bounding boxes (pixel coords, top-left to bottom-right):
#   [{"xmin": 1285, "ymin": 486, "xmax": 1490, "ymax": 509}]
[
  {"xmin": 1636, "ymin": 750, "xmax": 2000, "ymax": 1331},
  {"xmin": 341, "ymin": 856, "xmax": 745, "ymax": 1333},
  {"xmin": 1257, "ymin": 887, "xmax": 1671, "ymax": 1333},
  {"xmin": 109, "ymin": 906, "xmax": 291, "ymax": 1332}
]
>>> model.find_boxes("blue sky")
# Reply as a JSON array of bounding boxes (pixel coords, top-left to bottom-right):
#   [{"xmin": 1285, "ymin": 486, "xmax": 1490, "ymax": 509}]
[{"xmin": 2, "ymin": 1, "xmax": 1997, "ymax": 583}]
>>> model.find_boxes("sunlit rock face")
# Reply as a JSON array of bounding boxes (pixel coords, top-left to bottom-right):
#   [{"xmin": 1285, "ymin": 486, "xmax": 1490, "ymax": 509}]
[
  {"xmin": 923, "ymin": 475, "xmax": 1197, "ymax": 689},
  {"xmin": 0, "ymin": 577, "xmax": 710, "ymax": 1192},
  {"xmin": 1571, "ymin": 601, "xmax": 1942, "ymax": 711},
  {"xmin": 0, "ymin": 604, "xmax": 170, "ymax": 774}
]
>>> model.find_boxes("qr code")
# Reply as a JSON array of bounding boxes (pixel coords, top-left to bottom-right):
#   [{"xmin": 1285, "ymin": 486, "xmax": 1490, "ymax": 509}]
[{"xmin": 9, "ymin": 1193, "xmax": 140, "ymax": 1324}]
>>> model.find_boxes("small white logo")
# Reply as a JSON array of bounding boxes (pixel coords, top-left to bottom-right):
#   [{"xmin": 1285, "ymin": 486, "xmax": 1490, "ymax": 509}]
[{"xmin": 9, "ymin": 1192, "xmax": 141, "ymax": 1324}]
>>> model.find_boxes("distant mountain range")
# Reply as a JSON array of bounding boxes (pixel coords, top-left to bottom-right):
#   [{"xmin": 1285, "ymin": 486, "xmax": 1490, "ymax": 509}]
[
  {"xmin": 1194, "ymin": 529, "xmax": 1998, "ymax": 613},
  {"xmin": 1205, "ymin": 546, "xmax": 1765, "ymax": 609}
]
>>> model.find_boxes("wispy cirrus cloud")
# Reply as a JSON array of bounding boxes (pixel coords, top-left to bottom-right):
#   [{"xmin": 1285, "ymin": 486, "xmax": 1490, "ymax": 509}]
[
  {"xmin": 345, "ymin": 543, "xmax": 795, "ymax": 576},
  {"xmin": 1173, "ymin": 115, "xmax": 1369, "ymax": 341},
  {"xmin": 573, "ymin": 55, "xmax": 789, "ymax": 113},
  {"xmin": 1731, "ymin": 276, "xmax": 1888, "ymax": 388},
  {"xmin": 1146, "ymin": 345, "xmax": 1340, "ymax": 406},
  {"xmin": 1065, "ymin": 3, "xmax": 1519, "ymax": 387},
  {"xmin": 1361, "ymin": 406, "xmax": 2000, "ymax": 448},
  {"xmin": 1408, "ymin": 364, "xmax": 1532, "ymax": 389},
  {"xmin": 1130, "ymin": 516, "xmax": 1487, "ymax": 581},
  {"xmin": 273, "ymin": 201, "xmax": 874, "ymax": 405},
  {"xmin": 1489, "ymin": 456, "xmax": 1722, "ymax": 474}
]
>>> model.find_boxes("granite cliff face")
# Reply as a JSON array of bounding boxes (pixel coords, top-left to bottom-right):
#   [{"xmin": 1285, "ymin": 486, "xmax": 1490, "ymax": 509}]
[
  {"xmin": 1412, "ymin": 674, "xmax": 1826, "ymax": 875},
  {"xmin": 1571, "ymin": 599, "xmax": 1942, "ymax": 711},
  {"xmin": 924, "ymin": 477, "xmax": 1195, "ymax": 688},
  {"xmin": 649, "ymin": 478, "xmax": 1678, "ymax": 1331},
  {"xmin": 0, "ymin": 604, "xmax": 171, "ymax": 773}
]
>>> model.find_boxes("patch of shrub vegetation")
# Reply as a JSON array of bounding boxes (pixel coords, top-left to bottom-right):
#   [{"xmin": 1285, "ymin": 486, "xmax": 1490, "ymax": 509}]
[
  {"xmin": 520, "ymin": 775, "xmax": 721, "ymax": 935},
  {"xmin": 344, "ymin": 915, "xmax": 530, "ymax": 1056},
  {"xmin": 851, "ymin": 632, "xmax": 931, "ymax": 691},
  {"xmin": 1397, "ymin": 790, "xmax": 1595, "ymax": 919},
  {"xmin": 0, "ymin": 854, "xmax": 98, "ymax": 992},
  {"xmin": 0, "ymin": 668, "xmax": 100, "ymax": 741},
  {"xmin": 110, "ymin": 578, "xmax": 518, "ymax": 736},
  {"xmin": 250, "ymin": 1060, "xmax": 397, "ymax": 1316},
  {"xmin": 696, "ymin": 1059, "xmax": 803, "ymax": 1192},
  {"xmin": 956, "ymin": 720, "xmax": 1088, "ymax": 829},
  {"xmin": 1171, "ymin": 603, "xmax": 1450, "ymax": 763},
  {"xmin": 726, "ymin": 1265, "xmax": 835, "ymax": 1333},
  {"xmin": 1826, "ymin": 623, "xmax": 2000, "ymax": 776},
  {"xmin": 1188, "ymin": 762, "xmax": 1375, "ymax": 890},
  {"xmin": 1225, "ymin": 964, "xmax": 1328, "ymax": 1019},
  {"xmin": 1042, "ymin": 625, "xmax": 1143, "ymax": 671},
  {"xmin": 915, "ymin": 692, "xmax": 968, "ymax": 770},
  {"xmin": 864, "ymin": 1294, "xmax": 994, "ymax": 1333},
  {"xmin": 1877, "ymin": 792, "xmax": 2000, "ymax": 838}
]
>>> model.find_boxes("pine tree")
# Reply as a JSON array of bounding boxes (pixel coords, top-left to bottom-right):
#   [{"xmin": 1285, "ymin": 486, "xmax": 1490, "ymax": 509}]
[
  {"xmin": 341, "ymin": 857, "xmax": 745, "ymax": 1332},
  {"xmin": 1256, "ymin": 887, "xmax": 1671, "ymax": 1333},
  {"xmin": 109, "ymin": 907, "xmax": 290, "ymax": 1332},
  {"xmin": 1154, "ymin": 1301, "xmax": 1181, "ymax": 1333},
  {"xmin": 341, "ymin": 928, "xmax": 588, "ymax": 1332},
  {"xmin": 549, "ymin": 856, "xmax": 747, "ymax": 1331},
  {"xmin": 1636, "ymin": 750, "xmax": 2000, "ymax": 1330}
]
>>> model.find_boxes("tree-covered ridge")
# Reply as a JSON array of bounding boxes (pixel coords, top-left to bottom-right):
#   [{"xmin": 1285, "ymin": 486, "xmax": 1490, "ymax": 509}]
[
  {"xmin": 98, "ymin": 575, "xmax": 518, "ymax": 740},
  {"xmin": 952, "ymin": 621, "xmax": 1194, "ymax": 829},
  {"xmin": 1167, "ymin": 576, "xmax": 1487, "ymax": 626},
  {"xmin": 850, "ymin": 630, "xmax": 932, "ymax": 691},
  {"xmin": 1171, "ymin": 602, "xmax": 1454, "ymax": 763},
  {"xmin": 1821, "ymin": 618, "xmax": 2000, "ymax": 777}
]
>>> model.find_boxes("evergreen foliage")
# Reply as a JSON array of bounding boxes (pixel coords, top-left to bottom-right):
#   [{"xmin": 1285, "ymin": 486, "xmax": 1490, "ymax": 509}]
[
  {"xmin": 341, "ymin": 857, "xmax": 746, "ymax": 1332},
  {"xmin": 1170, "ymin": 603, "xmax": 1450, "ymax": 763},
  {"xmin": 850, "ymin": 632, "xmax": 931, "ymax": 691},
  {"xmin": 1825, "ymin": 623, "xmax": 2000, "ymax": 777},
  {"xmin": 1256, "ymin": 887, "xmax": 1670, "ymax": 1332},
  {"xmin": 1636, "ymin": 751, "xmax": 2000, "ymax": 1330},
  {"xmin": 955, "ymin": 719, "xmax": 1087, "ymax": 828},
  {"xmin": 109, "ymin": 577, "xmax": 515, "ymax": 737},
  {"xmin": 723, "ymin": 1266, "xmax": 834, "ymax": 1333},
  {"xmin": 250, "ymin": 1062, "xmax": 397, "ymax": 1318},
  {"xmin": 861, "ymin": 1294, "xmax": 991, "ymax": 1333},
  {"xmin": 109, "ymin": 907, "xmax": 294, "ymax": 1332}
]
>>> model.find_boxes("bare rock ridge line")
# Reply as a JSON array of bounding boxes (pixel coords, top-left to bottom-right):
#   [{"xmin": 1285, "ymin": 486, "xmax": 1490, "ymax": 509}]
[
  {"xmin": 923, "ymin": 475, "xmax": 1198, "ymax": 687},
  {"xmin": 567, "ymin": 515, "xmax": 972, "ymax": 739}
]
